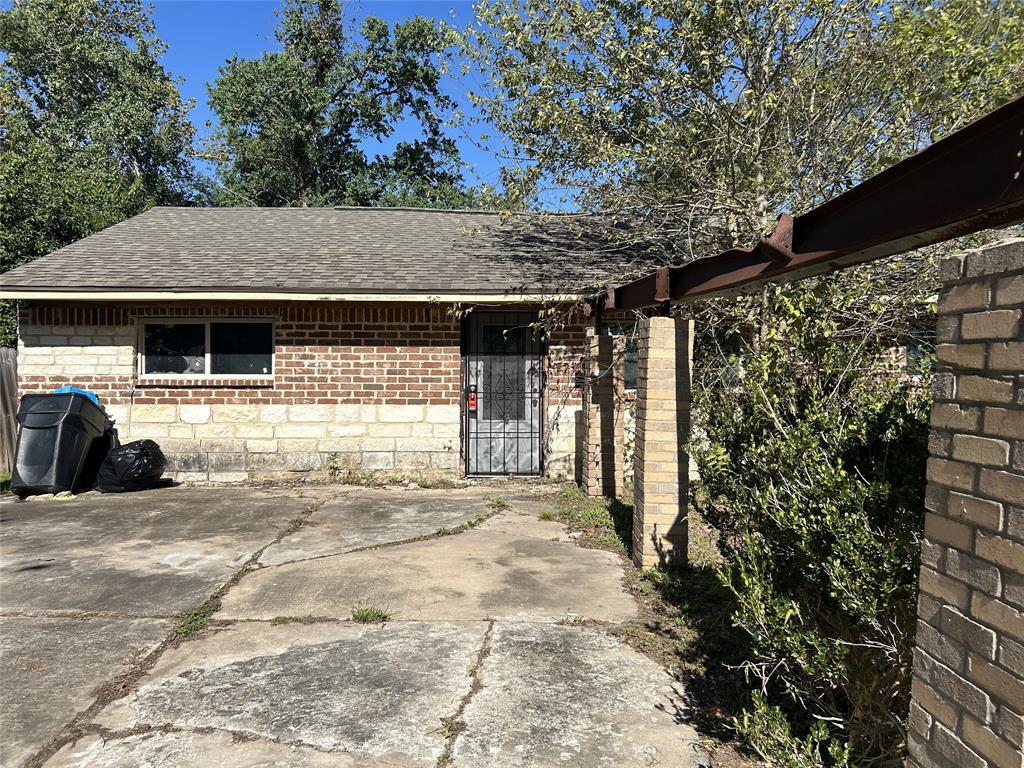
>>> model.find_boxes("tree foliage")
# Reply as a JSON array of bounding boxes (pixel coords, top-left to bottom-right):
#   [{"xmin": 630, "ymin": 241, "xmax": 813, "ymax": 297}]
[
  {"xmin": 205, "ymin": 0, "xmax": 474, "ymax": 208},
  {"xmin": 0, "ymin": 0, "xmax": 196, "ymax": 345},
  {"xmin": 464, "ymin": 0, "xmax": 1022, "ymax": 239}
]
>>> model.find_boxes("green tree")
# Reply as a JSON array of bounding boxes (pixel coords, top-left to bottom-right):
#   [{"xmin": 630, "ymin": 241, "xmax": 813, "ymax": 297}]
[
  {"xmin": 205, "ymin": 0, "xmax": 474, "ymax": 208},
  {"xmin": 0, "ymin": 0, "xmax": 195, "ymax": 345},
  {"xmin": 465, "ymin": 0, "xmax": 1022, "ymax": 235}
]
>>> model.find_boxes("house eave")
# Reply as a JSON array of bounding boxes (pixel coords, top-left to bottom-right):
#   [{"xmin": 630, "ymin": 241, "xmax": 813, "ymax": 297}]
[{"xmin": 0, "ymin": 289, "xmax": 583, "ymax": 304}]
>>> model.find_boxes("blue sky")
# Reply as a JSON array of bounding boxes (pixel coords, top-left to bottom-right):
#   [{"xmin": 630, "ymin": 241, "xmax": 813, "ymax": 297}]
[{"xmin": 150, "ymin": 0, "xmax": 505, "ymax": 190}]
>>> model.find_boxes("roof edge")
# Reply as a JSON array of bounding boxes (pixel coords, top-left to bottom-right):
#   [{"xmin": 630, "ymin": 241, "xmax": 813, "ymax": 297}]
[
  {"xmin": 0, "ymin": 288, "xmax": 582, "ymax": 304},
  {"xmin": 138, "ymin": 204, "xmax": 592, "ymax": 217}
]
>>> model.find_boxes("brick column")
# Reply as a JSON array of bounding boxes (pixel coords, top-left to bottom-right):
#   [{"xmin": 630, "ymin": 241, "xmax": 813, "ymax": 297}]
[
  {"xmin": 907, "ymin": 240, "xmax": 1024, "ymax": 768},
  {"xmin": 582, "ymin": 330, "xmax": 624, "ymax": 497},
  {"xmin": 632, "ymin": 316, "xmax": 693, "ymax": 570}
]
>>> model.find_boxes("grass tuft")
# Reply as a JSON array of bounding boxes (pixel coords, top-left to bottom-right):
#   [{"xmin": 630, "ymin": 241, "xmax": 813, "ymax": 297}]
[
  {"xmin": 173, "ymin": 597, "xmax": 220, "ymax": 638},
  {"xmin": 541, "ymin": 486, "xmax": 632, "ymax": 554},
  {"xmin": 351, "ymin": 603, "xmax": 393, "ymax": 623}
]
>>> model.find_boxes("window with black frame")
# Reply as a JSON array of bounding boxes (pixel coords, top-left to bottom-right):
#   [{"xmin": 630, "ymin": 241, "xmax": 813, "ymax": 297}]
[{"xmin": 142, "ymin": 321, "xmax": 273, "ymax": 376}]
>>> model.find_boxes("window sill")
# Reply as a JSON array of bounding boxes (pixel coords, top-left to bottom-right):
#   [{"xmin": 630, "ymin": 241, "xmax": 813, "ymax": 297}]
[{"xmin": 135, "ymin": 376, "xmax": 275, "ymax": 389}]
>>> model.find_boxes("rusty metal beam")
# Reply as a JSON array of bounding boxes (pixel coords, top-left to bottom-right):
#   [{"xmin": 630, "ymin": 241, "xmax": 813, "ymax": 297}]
[{"xmin": 595, "ymin": 93, "xmax": 1024, "ymax": 311}]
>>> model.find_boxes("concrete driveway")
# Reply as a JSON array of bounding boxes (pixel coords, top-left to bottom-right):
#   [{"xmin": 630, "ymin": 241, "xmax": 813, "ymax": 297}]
[{"xmin": 0, "ymin": 484, "xmax": 704, "ymax": 768}]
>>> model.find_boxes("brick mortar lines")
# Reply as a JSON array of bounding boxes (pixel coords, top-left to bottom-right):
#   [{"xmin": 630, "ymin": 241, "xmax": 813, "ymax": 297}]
[{"xmin": 908, "ymin": 240, "xmax": 1024, "ymax": 768}]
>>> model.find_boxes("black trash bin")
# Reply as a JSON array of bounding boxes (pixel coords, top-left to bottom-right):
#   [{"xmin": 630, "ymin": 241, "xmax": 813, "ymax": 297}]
[{"xmin": 11, "ymin": 392, "xmax": 113, "ymax": 498}]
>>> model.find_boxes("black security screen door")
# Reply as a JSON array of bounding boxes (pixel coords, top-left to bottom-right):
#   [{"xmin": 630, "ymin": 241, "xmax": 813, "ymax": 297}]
[{"xmin": 464, "ymin": 311, "xmax": 543, "ymax": 475}]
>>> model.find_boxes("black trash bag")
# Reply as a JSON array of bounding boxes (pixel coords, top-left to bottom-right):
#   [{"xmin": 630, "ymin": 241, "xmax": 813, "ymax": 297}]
[{"xmin": 95, "ymin": 439, "xmax": 167, "ymax": 493}]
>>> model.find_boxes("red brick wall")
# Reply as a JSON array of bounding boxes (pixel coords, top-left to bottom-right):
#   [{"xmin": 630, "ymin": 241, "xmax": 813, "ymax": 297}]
[
  {"xmin": 18, "ymin": 302, "xmax": 462, "ymax": 408},
  {"xmin": 546, "ymin": 318, "xmax": 586, "ymax": 407}
]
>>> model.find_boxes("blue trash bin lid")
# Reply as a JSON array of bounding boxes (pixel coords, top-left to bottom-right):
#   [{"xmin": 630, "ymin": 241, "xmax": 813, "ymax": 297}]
[{"xmin": 51, "ymin": 386, "xmax": 101, "ymax": 406}]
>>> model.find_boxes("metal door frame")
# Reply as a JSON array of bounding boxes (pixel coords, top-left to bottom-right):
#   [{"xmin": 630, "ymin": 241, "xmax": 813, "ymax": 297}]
[{"xmin": 461, "ymin": 310, "xmax": 545, "ymax": 476}]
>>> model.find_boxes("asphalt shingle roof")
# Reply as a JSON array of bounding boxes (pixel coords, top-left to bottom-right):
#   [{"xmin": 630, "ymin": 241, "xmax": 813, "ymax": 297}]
[{"xmin": 1, "ymin": 207, "xmax": 658, "ymax": 296}]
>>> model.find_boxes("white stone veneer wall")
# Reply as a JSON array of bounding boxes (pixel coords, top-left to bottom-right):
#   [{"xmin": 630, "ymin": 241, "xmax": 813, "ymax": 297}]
[{"xmin": 120, "ymin": 402, "xmax": 461, "ymax": 482}]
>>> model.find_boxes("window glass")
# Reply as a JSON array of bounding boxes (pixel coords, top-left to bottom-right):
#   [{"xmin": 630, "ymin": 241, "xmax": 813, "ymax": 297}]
[
  {"xmin": 482, "ymin": 324, "xmax": 528, "ymax": 355},
  {"xmin": 210, "ymin": 322, "xmax": 273, "ymax": 375},
  {"xmin": 481, "ymin": 358, "xmax": 526, "ymax": 421},
  {"xmin": 144, "ymin": 323, "xmax": 205, "ymax": 374}
]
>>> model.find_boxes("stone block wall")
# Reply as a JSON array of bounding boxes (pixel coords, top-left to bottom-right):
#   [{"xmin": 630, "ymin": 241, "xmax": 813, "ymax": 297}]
[
  {"xmin": 17, "ymin": 302, "xmax": 587, "ymax": 481},
  {"xmin": 907, "ymin": 239, "xmax": 1024, "ymax": 768}
]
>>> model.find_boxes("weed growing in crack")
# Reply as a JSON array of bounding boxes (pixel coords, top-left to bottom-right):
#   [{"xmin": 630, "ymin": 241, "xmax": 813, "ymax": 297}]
[
  {"xmin": 436, "ymin": 621, "xmax": 493, "ymax": 767},
  {"xmin": 552, "ymin": 486, "xmax": 756, "ymax": 766},
  {"xmin": 434, "ymin": 511, "xmax": 489, "ymax": 537},
  {"xmin": 173, "ymin": 597, "xmax": 221, "ymax": 638},
  {"xmin": 351, "ymin": 603, "xmax": 393, "ymax": 623},
  {"xmin": 269, "ymin": 615, "xmax": 320, "ymax": 626},
  {"xmin": 489, "ymin": 496, "xmax": 509, "ymax": 510}
]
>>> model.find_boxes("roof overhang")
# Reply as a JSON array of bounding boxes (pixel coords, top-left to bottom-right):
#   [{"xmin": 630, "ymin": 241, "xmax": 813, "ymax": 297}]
[{"xmin": 0, "ymin": 289, "xmax": 583, "ymax": 304}]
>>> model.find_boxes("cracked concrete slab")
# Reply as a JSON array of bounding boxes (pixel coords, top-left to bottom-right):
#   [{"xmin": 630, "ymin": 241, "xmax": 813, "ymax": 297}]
[
  {"xmin": 47, "ymin": 730, "xmax": 401, "ymax": 768},
  {"xmin": 219, "ymin": 529, "xmax": 636, "ymax": 622},
  {"xmin": 475, "ymin": 502, "xmax": 572, "ymax": 542},
  {"xmin": 0, "ymin": 615, "xmax": 170, "ymax": 767},
  {"xmin": 89, "ymin": 621, "xmax": 487, "ymax": 766},
  {"xmin": 258, "ymin": 488, "xmax": 494, "ymax": 566},
  {"xmin": 452, "ymin": 623, "xmax": 704, "ymax": 767},
  {"xmin": 0, "ymin": 487, "xmax": 307, "ymax": 615},
  {"xmin": 2, "ymin": 485, "xmax": 706, "ymax": 768}
]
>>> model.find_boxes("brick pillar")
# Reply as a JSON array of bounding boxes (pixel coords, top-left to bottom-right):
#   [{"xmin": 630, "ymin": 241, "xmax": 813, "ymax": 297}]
[
  {"xmin": 632, "ymin": 316, "xmax": 693, "ymax": 570},
  {"xmin": 582, "ymin": 330, "xmax": 624, "ymax": 497},
  {"xmin": 906, "ymin": 240, "xmax": 1024, "ymax": 768}
]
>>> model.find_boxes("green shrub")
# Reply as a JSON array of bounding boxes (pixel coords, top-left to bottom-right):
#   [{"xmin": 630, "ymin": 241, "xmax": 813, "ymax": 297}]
[{"xmin": 692, "ymin": 274, "xmax": 931, "ymax": 767}]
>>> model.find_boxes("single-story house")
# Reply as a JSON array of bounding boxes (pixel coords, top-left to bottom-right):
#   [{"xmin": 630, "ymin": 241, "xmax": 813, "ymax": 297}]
[{"xmin": 1, "ymin": 206, "xmax": 649, "ymax": 482}]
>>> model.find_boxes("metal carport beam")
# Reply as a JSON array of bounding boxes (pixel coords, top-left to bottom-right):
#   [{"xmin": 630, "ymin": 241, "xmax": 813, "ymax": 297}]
[{"xmin": 595, "ymin": 92, "xmax": 1024, "ymax": 312}]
